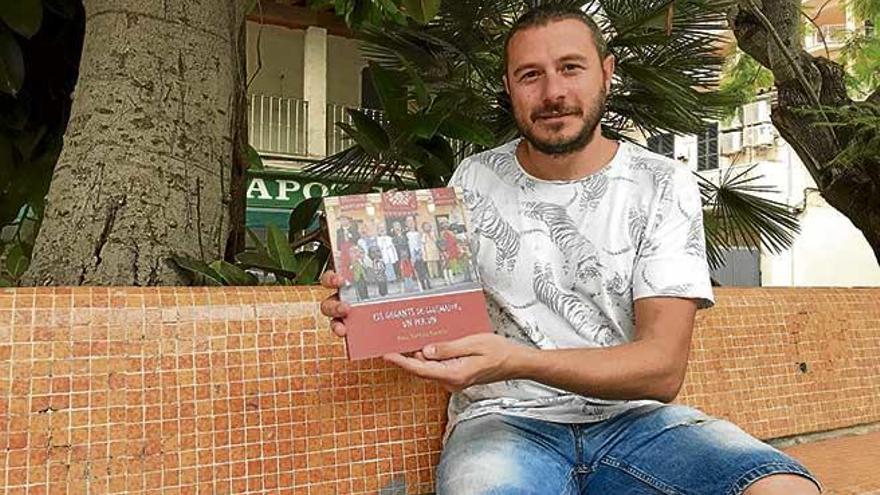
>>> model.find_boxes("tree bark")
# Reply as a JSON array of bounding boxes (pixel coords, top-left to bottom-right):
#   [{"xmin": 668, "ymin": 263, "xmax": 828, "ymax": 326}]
[
  {"xmin": 24, "ymin": 0, "xmax": 249, "ymax": 286},
  {"xmin": 729, "ymin": 0, "xmax": 880, "ymax": 265}
]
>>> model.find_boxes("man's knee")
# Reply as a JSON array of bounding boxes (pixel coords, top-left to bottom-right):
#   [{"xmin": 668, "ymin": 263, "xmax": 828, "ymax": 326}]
[
  {"xmin": 437, "ymin": 450, "xmax": 522, "ymax": 495},
  {"xmin": 744, "ymin": 474, "xmax": 821, "ymax": 495}
]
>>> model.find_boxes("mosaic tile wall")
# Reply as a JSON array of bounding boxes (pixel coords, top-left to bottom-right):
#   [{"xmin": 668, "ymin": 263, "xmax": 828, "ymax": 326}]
[
  {"xmin": 678, "ymin": 288, "xmax": 880, "ymax": 440},
  {"xmin": 0, "ymin": 286, "xmax": 878, "ymax": 494}
]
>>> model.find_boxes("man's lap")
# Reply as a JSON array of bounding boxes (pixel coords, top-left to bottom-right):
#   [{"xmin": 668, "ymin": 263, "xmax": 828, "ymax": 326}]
[{"xmin": 436, "ymin": 404, "xmax": 820, "ymax": 495}]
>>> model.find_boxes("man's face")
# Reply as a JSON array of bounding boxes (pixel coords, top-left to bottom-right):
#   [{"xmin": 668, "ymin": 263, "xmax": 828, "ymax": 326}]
[
  {"xmin": 377, "ymin": 223, "xmax": 386, "ymax": 235},
  {"xmin": 504, "ymin": 19, "xmax": 614, "ymax": 156}
]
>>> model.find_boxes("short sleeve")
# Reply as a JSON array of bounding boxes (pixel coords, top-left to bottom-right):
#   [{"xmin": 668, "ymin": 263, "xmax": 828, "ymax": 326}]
[{"xmin": 632, "ymin": 167, "xmax": 715, "ymax": 309}]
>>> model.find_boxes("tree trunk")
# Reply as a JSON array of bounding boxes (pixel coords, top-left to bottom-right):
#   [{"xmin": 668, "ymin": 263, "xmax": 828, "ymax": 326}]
[
  {"xmin": 729, "ymin": 0, "xmax": 880, "ymax": 265},
  {"xmin": 24, "ymin": 0, "xmax": 249, "ymax": 286}
]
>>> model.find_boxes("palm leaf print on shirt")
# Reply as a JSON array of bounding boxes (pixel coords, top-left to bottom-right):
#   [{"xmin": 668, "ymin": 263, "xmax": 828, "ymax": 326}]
[
  {"xmin": 463, "ymin": 190, "xmax": 521, "ymax": 272},
  {"xmin": 522, "ymin": 201, "xmax": 602, "ymax": 282}
]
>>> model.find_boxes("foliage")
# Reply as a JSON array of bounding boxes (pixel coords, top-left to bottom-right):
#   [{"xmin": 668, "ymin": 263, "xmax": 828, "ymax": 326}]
[
  {"xmin": 304, "ymin": 0, "xmax": 797, "ymax": 273},
  {"xmin": 799, "ymin": 103, "xmax": 880, "ymax": 172},
  {"xmin": 717, "ymin": 50, "xmax": 774, "ymax": 120},
  {"xmin": 173, "ymin": 224, "xmax": 331, "ymax": 286},
  {"xmin": 0, "ymin": 0, "xmax": 84, "ymax": 285},
  {"xmin": 839, "ymin": 1, "xmax": 880, "ymax": 99},
  {"xmin": 699, "ymin": 166, "xmax": 799, "ymax": 269},
  {"xmin": 307, "ymin": 0, "xmax": 442, "ymax": 27}
]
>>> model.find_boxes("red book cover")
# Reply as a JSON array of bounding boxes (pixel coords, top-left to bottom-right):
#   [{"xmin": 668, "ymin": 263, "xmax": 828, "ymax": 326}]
[{"xmin": 323, "ymin": 187, "xmax": 492, "ymax": 360}]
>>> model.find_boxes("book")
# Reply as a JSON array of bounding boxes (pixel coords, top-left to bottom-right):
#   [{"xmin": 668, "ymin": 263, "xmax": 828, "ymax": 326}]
[{"xmin": 323, "ymin": 187, "xmax": 493, "ymax": 360}]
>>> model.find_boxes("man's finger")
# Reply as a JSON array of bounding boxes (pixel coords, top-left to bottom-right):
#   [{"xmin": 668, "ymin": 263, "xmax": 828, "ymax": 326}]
[
  {"xmin": 319, "ymin": 271, "xmax": 341, "ymax": 289},
  {"xmin": 422, "ymin": 335, "xmax": 482, "ymax": 361},
  {"xmin": 319, "ymin": 297, "xmax": 349, "ymax": 319},
  {"xmin": 330, "ymin": 319, "xmax": 347, "ymax": 337},
  {"xmin": 384, "ymin": 353, "xmax": 453, "ymax": 381}
]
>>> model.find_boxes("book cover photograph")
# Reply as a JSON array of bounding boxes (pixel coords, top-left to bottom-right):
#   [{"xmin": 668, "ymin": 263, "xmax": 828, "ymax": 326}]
[{"xmin": 323, "ymin": 187, "xmax": 492, "ymax": 360}]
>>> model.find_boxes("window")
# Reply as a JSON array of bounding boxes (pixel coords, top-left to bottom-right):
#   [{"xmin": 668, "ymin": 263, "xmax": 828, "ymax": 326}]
[
  {"xmin": 647, "ymin": 133, "xmax": 674, "ymax": 158},
  {"xmin": 697, "ymin": 123, "xmax": 719, "ymax": 171}
]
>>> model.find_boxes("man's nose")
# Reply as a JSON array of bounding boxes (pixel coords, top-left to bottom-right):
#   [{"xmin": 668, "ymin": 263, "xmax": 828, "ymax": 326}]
[{"xmin": 540, "ymin": 72, "xmax": 567, "ymax": 103}]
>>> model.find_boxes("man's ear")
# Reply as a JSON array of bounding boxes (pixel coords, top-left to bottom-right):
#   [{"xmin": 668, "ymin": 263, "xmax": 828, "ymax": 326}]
[
  {"xmin": 603, "ymin": 54, "xmax": 616, "ymax": 94},
  {"xmin": 503, "ymin": 74, "xmax": 510, "ymax": 95}
]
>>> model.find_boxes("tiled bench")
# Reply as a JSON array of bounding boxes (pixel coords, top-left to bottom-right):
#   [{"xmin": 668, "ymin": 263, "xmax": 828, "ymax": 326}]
[{"xmin": 0, "ymin": 287, "xmax": 878, "ymax": 494}]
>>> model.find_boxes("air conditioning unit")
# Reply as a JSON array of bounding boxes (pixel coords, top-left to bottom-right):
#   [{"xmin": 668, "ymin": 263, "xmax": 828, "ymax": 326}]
[
  {"xmin": 742, "ymin": 100, "xmax": 772, "ymax": 126},
  {"xmin": 720, "ymin": 131, "xmax": 742, "ymax": 155},
  {"xmin": 744, "ymin": 124, "xmax": 775, "ymax": 147}
]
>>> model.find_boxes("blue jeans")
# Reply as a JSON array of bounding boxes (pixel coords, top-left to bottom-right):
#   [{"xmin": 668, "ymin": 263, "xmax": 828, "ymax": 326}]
[{"xmin": 437, "ymin": 404, "xmax": 820, "ymax": 494}]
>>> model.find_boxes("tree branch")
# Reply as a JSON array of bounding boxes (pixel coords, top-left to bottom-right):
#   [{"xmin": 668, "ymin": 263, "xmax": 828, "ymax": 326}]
[{"xmin": 744, "ymin": 0, "xmax": 822, "ymax": 108}]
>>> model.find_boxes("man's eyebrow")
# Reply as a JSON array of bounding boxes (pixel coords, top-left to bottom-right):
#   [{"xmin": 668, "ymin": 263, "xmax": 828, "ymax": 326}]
[{"xmin": 558, "ymin": 54, "xmax": 589, "ymax": 63}]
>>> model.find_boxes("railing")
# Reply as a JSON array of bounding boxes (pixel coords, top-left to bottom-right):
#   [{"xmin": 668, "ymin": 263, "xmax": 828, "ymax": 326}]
[
  {"xmin": 326, "ymin": 103, "xmax": 386, "ymax": 156},
  {"xmin": 248, "ymin": 94, "xmax": 309, "ymax": 157},
  {"xmin": 804, "ymin": 23, "xmax": 852, "ymax": 51},
  {"xmin": 326, "ymin": 102, "xmax": 476, "ymax": 162}
]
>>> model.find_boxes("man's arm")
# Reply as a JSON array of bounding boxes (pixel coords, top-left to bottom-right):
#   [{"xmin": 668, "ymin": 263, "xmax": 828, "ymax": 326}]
[
  {"xmin": 513, "ymin": 297, "xmax": 697, "ymax": 402},
  {"xmin": 385, "ymin": 297, "xmax": 698, "ymax": 402}
]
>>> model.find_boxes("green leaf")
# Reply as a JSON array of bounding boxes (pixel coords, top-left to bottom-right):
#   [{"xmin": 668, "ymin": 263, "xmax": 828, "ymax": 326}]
[
  {"xmin": 43, "ymin": 0, "xmax": 77, "ymax": 19},
  {"xmin": 346, "ymin": 108, "xmax": 390, "ymax": 154},
  {"xmin": 15, "ymin": 124, "xmax": 46, "ymax": 161},
  {"xmin": 5, "ymin": 243, "xmax": 29, "ymax": 278},
  {"xmin": 0, "ymin": 0, "xmax": 43, "ymax": 38},
  {"xmin": 0, "ymin": 132, "xmax": 15, "ymax": 184},
  {"xmin": 246, "ymin": 144, "xmax": 264, "ymax": 170},
  {"xmin": 0, "ymin": 25, "xmax": 25, "ymax": 96},
  {"xmin": 294, "ymin": 245, "xmax": 330, "ymax": 284},
  {"xmin": 208, "ymin": 260, "xmax": 258, "ymax": 286},
  {"xmin": 245, "ymin": 227, "xmax": 269, "ymax": 257},
  {"xmin": 236, "ymin": 251, "xmax": 298, "ymax": 280},
  {"xmin": 288, "ymin": 197, "xmax": 322, "ymax": 239},
  {"xmin": 369, "ymin": 62, "xmax": 407, "ymax": 123},
  {"xmin": 438, "ymin": 114, "xmax": 494, "ymax": 147},
  {"xmin": 266, "ymin": 224, "xmax": 298, "ymax": 272},
  {"xmin": 402, "ymin": 0, "xmax": 440, "ymax": 24},
  {"xmin": 170, "ymin": 255, "xmax": 224, "ymax": 286},
  {"xmin": 0, "ymin": 276, "xmax": 13, "ymax": 287}
]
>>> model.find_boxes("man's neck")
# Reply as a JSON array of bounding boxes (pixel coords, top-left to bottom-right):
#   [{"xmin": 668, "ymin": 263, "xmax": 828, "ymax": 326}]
[{"xmin": 516, "ymin": 130, "xmax": 619, "ymax": 181}]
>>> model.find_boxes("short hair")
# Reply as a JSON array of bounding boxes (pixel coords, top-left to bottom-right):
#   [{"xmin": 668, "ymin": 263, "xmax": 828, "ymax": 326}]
[{"xmin": 503, "ymin": 4, "xmax": 608, "ymax": 75}]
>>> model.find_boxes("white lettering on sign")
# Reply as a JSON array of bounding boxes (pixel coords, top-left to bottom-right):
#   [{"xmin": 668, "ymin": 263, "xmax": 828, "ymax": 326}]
[
  {"xmin": 246, "ymin": 178, "xmax": 272, "ymax": 200},
  {"xmin": 303, "ymin": 182, "xmax": 330, "ymax": 199},
  {"xmin": 276, "ymin": 180, "xmax": 302, "ymax": 201}
]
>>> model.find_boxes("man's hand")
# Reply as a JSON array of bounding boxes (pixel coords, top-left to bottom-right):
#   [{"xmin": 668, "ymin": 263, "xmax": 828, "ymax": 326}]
[
  {"xmin": 383, "ymin": 334, "xmax": 531, "ymax": 392},
  {"xmin": 319, "ymin": 271, "xmax": 349, "ymax": 337}
]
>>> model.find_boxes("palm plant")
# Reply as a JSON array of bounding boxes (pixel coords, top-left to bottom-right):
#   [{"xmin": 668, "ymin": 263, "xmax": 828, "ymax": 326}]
[{"xmin": 296, "ymin": 0, "xmax": 802, "ymax": 278}]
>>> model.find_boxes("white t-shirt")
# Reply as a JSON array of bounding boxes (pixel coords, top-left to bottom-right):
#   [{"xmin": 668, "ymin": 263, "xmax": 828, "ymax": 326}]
[{"xmin": 446, "ymin": 139, "xmax": 714, "ymax": 435}]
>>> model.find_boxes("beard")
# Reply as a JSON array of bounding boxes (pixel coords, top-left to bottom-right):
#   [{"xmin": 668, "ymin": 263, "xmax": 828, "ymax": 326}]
[{"xmin": 517, "ymin": 87, "xmax": 606, "ymax": 156}]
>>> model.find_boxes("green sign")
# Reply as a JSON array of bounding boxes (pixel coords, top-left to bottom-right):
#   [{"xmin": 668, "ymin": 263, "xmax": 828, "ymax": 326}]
[{"xmin": 245, "ymin": 168, "xmax": 386, "ymax": 232}]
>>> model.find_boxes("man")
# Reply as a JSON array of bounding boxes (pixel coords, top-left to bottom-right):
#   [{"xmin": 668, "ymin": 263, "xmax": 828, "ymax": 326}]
[{"xmin": 320, "ymin": 6, "xmax": 820, "ymax": 494}]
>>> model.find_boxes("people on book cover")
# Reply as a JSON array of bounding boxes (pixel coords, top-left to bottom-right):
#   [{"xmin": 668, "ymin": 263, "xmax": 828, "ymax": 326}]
[
  {"xmin": 366, "ymin": 245, "xmax": 388, "ymax": 297},
  {"xmin": 347, "ymin": 244, "xmax": 369, "ymax": 301},
  {"xmin": 335, "ymin": 216, "xmax": 361, "ymax": 287},
  {"xmin": 406, "ymin": 216, "xmax": 432, "ymax": 291},
  {"xmin": 421, "ymin": 222, "xmax": 441, "ymax": 280},
  {"xmin": 438, "ymin": 219, "xmax": 460, "ymax": 285},
  {"xmin": 375, "ymin": 222, "xmax": 398, "ymax": 282}
]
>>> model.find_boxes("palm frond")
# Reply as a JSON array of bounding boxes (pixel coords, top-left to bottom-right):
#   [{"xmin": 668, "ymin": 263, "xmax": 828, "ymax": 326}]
[{"xmin": 698, "ymin": 165, "xmax": 800, "ymax": 270}]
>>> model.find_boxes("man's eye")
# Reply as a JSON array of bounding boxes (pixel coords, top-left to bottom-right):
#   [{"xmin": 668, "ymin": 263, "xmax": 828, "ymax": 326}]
[
  {"xmin": 521, "ymin": 71, "xmax": 539, "ymax": 81},
  {"xmin": 563, "ymin": 64, "xmax": 582, "ymax": 73}
]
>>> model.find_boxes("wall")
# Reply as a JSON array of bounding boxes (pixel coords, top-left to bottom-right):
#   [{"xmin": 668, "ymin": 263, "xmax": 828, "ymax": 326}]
[
  {"xmin": 245, "ymin": 21, "xmax": 365, "ymax": 107},
  {"xmin": 246, "ymin": 22, "xmax": 306, "ymax": 100},
  {"xmin": 698, "ymin": 143, "xmax": 880, "ymax": 287},
  {"xmin": 1, "ymin": 287, "xmax": 878, "ymax": 494}
]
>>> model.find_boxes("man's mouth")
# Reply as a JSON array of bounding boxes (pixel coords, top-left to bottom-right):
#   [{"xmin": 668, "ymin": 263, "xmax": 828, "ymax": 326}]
[{"xmin": 533, "ymin": 110, "xmax": 581, "ymax": 122}]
